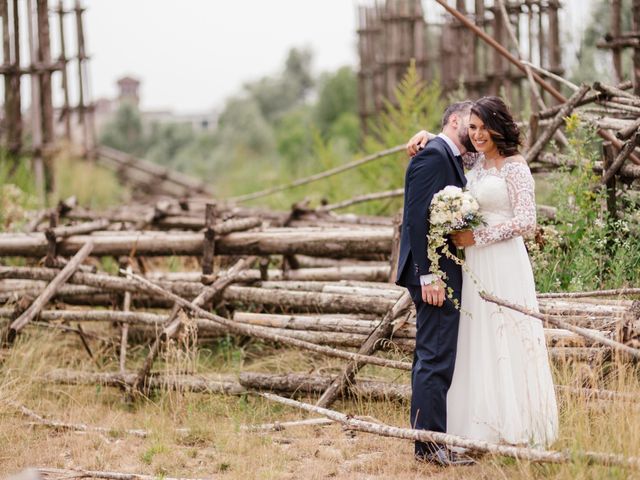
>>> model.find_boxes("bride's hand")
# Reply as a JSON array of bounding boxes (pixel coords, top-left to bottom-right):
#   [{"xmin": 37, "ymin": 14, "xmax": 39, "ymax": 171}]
[
  {"xmin": 406, "ymin": 130, "xmax": 435, "ymax": 157},
  {"xmin": 451, "ymin": 230, "xmax": 476, "ymax": 248}
]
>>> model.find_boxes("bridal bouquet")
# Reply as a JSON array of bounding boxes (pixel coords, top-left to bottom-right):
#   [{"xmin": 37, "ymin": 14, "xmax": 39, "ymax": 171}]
[{"xmin": 427, "ymin": 186, "xmax": 484, "ymax": 279}]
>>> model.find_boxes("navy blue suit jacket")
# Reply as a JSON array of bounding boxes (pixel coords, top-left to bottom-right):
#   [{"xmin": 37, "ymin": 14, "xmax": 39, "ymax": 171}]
[{"xmin": 395, "ymin": 136, "xmax": 467, "ymax": 288}]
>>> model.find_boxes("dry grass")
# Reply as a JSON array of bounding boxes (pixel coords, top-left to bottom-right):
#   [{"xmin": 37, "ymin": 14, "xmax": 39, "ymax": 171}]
[{"xmin": 1, "ymin": 327, "xmax": 639, "ymax": 479}]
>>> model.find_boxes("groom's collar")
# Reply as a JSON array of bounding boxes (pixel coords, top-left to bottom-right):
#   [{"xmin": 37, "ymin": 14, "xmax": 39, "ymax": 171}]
[{"xmin": 437, "ymin": 132, "xmax": 461, "ymax": 157}]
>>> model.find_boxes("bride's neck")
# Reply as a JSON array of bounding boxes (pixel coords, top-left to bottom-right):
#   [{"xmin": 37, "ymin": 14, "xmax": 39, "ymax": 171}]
[{"xmin": 483, "ymin": 152, "xmax": 504, "ymax": 167}]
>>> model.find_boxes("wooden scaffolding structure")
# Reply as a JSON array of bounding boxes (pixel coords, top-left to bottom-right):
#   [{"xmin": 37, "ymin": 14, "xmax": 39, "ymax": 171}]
[
  {"xmin": 0, "ymin": 0, "xmax": 95, "ymax": 201},
  {"xmin": 357, "ymin": 0, "xmax": 564, "ymax": 123}
]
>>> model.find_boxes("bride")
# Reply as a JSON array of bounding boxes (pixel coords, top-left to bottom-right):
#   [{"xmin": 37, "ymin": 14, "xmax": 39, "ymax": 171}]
[{"xmin": 408, "ymin": 96, "xmax": 558, "ymax": 447}]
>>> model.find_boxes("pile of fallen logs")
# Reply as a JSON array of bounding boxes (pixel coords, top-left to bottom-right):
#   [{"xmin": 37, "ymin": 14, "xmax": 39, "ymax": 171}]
[
  {"xmin": 2, "ymin": 197, "xmax": 639, "ymax": 376},
  {"xmin": 1, "ymin": 168, "xmax": 639, "ymax": 475}
]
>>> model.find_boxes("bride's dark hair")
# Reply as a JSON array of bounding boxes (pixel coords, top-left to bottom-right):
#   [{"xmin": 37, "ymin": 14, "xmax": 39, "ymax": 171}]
[{"xmin": 471, "ymin": 96, "xmax": 522, "ymax": 157}]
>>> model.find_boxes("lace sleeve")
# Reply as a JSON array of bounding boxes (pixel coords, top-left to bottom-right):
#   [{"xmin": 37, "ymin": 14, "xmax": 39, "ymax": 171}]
[
  {"xmin": 462, "ymin": 152, "xmax": 481, "ymax": 169},
  {"xmin": 472, "ymin": 162, "xmax": 537, "ymax": 246}
]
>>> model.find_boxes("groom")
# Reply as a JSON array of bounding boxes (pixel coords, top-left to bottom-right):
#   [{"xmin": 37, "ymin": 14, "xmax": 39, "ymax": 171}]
[{"xmin": 396, "ymin": 101, "xmax": 473, "ymax": 466}]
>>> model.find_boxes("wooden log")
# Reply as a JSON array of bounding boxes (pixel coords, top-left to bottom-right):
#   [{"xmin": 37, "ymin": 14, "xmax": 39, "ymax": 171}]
[
  {"xmin": 525, "ymin": 85, "xmax": 590, "ymax": 163},
  {"xmin": 95, "ymin": 145, "xmax": 213, "ymax": 196},
  {"xmin": 607, "ymin": 96, "xmax": 640, "ymax": 107},
  {"xmin": 593, "ymin": 81, "xmax": 637, "ymax": 100},
  {"xmin": 239, "ymin": 371, "xmax": 411, "ymax": 402},
  {"xmin": 119, "ymin": 261, "xmax": 132, "ymax": 375},
  {"xmin": 232, "ymin": 312, "xmax": 415, "ymax": 337},
  {"xmin": 201, "ymin": 203, "xmax": 216, "ymax": 275},
  {"xmin": 241, "ymin": 418, "xmax": 334, "ymax": 432},
  {"xmin": 596, "ymin": 99, "xmax": 640, "ymax": 115},
  {"xmin": 3, "ymin": 270, "xmax": 630, "ymax": 322},
  {"xmin": 0, "ymin": 269, "xmax": 397, "ymax": 314},
  {"xmin": 166, "ymin": 266, "xmax": 390, "ymax": 284},
  {"xmin": 617, "ymin": 118, "xmax": 640, "ymax": 141},
  {"xmin": 47, "ymin": 219, "xmax": 111, "ymax": 238},
  {"xmin": 6, "ymin": 241, "xmax": 93, "ymax": 342},
  {"xmin": 44, "ymin": 212, "xmax": 58, "ymax": 267},
  {"xmin": 0, "ymin": 227, "xmax": 393, "ymax": 258},
  {"xmin": 223, "ymin": 285, "xmax": 395, "ymax": 314},
  {"xmin": 597, "ymin": 38, "xmax": 640, "ymax": 49},
  {"xmin": 0, "ymin": 284, "xmax": 105, "ymax": 304},
  {"xmin": 120, "ymin": 271, "xmax": 413, "ymax": 371},
  {"xmin": 388, "ymin": 211, "xmax": 402, "ymax": 283},
  {"xmin": 481, "ymin": 292, "xmax": 640, "ymax": 360},
  {"xmin": 599, "ymin": 130, "xmax": 640, "ymax": 186},
  {"xmin": 8, "ymin": 401, "xmax": 148, "ymax": 437},
  {"xmin": 322, "ymin": 285, "xmax": 402, "ymax": 299},
  {"xmin": 45, "ymin": 369, "xmax": 245, "ymax": 395},
  {"xmin": 316, "ymin": 188, "xmax": 403, "ymax": 212},
  {"xmin": 251, "ymin": 280, "xmax": 402, "ymax": 296},
  {"xmin": 316, "ymin": 292, "xmax": 413, "ymax": 408},
  {"xmin": 538, "ymin": 288, "xmax": 640, "ymax": 299},
  {"xmin": 42, "ymin": 369, "xmax": 640, "ymax": 406},
  {"xmin": 260, "ymin": 392, "xmax": 640, "ymax": 469},
  {"xmin": 536, "ymin": 152, "xmax": 640, "ymax": 179},
  {"xmin": 0, "ymin": 308, "xmax": 593, "ymax": 351},
  {"xmin": 156, "ymin": 216, "xmax": 262, "ymax": 232},
  {"xmin": 226, "ymin": 324, "xmax": 413, "ymax": 351},
  {"xmin": 37, "ymin": 467, "xmax": 206, "ymax": 480},
  {"xmin": 133, "ymin": 256, "xmax": 256, "ymax": 393},
  {"xmin": 228, "ymin": 145, "xmax": 405, "ymax": 203},
  {"xmin": 293, "ymin": 255, "xmax": 388, "ymax": 268}
]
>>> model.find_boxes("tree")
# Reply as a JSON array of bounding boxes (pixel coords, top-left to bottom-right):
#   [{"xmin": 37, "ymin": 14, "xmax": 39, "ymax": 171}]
[
  {"xmin": 314, "ymin": 67, "xmax": 358, "ymax": 137},
  {"xmin": 99, "ymin": 103, "xmax": 146, "ymax": 155},
  {"xmin": 217, "ymin": 97, "xmax": 276, "ymax": 155},
  {"xmin": 244, "ymin": 47, "xmax": 314, "ymax": 122}
]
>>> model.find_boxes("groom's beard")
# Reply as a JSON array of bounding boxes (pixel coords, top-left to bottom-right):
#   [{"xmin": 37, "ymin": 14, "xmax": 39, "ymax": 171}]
[{"xmin": 459, "ymin": 130, "xmax": 476, "ymax": 154}]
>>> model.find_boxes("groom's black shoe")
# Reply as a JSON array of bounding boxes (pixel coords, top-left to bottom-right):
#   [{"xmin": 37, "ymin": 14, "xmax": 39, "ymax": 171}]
[{"xmin": 415, "ymin": 447, "xmax": 476, "ymax": 467}]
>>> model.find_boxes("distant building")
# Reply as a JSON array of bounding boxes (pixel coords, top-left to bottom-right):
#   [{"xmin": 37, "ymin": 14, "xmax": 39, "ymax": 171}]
[
  {"xmin": 89, "ymin": 75, "xmax": 219, "ymax": 136},
  {"xmin": 116, "ymin": 76, "xmax": 141, "ymax": 107}
]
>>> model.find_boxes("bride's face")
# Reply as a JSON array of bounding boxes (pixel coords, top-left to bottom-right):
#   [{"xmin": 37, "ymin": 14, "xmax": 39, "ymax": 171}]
[{"xmin": 468, "ymin": 113, "xmax": 499, "ymax": 158}]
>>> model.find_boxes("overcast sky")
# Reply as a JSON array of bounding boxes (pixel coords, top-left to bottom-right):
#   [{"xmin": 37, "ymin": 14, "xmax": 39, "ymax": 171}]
[
  {"xmin": 84, "ymin": 0, "xmax": 359, "ymax": 113},
  {"xmin": 81, "ymin": 0, "xmax": 593, "ymax": 114}
]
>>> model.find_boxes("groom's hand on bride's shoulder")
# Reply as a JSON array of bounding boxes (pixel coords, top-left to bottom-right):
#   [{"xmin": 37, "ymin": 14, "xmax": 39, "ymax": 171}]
[
  {"xmin": 406, "ymin": 130, "xmax": 435, "ymax": 157},
  {"xmin": 422, "ymin": 281, "xmax": 445, "ymax": 307}
]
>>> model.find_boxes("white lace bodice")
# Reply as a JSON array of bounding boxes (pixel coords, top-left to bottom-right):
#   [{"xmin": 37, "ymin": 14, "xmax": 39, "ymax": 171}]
[{"xmin": 465, "ymin": 156, "xmax": 537, "ymax": 246}]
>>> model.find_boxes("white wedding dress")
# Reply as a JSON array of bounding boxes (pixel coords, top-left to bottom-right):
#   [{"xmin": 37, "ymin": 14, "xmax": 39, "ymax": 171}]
[{"xmin": 446, "ymin": 156, "xmax": 559, "ymax": 447}]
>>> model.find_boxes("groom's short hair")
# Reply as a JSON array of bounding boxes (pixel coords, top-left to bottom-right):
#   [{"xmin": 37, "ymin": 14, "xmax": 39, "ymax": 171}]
[{"xmin": 441, "ymin": 100, "xmax": 473, "ymax": 130}]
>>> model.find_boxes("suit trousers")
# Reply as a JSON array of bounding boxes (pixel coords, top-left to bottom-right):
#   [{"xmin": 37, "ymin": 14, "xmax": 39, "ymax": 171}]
[{"xmin": 406, "ymin": 284, "xmax": 461, "ymax": 456}]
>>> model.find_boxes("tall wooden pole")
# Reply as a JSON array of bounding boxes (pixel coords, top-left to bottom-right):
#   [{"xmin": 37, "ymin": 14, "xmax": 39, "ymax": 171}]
[
  {"xmin": 36, "ymin": 0, "xmax": 53, "ymax": 146},
  {"xmin": 11, "ymin": 0, "xmax": 21, "ymax": 152},
  {"xmin": 548, "ymin": 0, "xmax": 562, "ymax": 97},
  {"xmin": 537, "ymin": 1, "xmax": 546, "ymax": 103},
  {"xmin": 633, "ymin": 0, "xmax": 640, "ymax": 95},
  {"xmin": 1, "ymin": 0, "xmax": 12, "ymax": 148},
  {"xmin": 74, "ymin": 0, "xmax": 89, "ymax": 155},
  {"xmin": 37, "ymin": 0, "xmax": 55, "ymax": 194},
  {"xmin": 2, "ymin": 0, "xmax": 22, "ymax": 154},
  {"xmin": 27, "ymin": 0, "xmax": 45, "ymax": 205},
  {"xmin": 611, "ymin": 0, "xmax": 623, "ymax": 84},
  {"xmin": 57, "ymin": 0, "xmax": 71, "ymax": 141}
]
